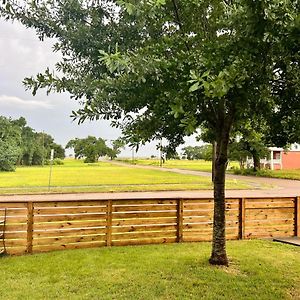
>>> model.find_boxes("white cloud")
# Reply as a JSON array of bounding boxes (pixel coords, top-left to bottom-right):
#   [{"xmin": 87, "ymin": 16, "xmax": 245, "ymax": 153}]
[{"xmin": 0, "ymin": 95, "xmax": 53, "ymax": 110}]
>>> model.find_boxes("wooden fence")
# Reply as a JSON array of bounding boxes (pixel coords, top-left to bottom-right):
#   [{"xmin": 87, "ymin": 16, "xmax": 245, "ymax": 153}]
[{"xmin": 0, "ymin": 196, "xmax": 299, "ymax": 255}]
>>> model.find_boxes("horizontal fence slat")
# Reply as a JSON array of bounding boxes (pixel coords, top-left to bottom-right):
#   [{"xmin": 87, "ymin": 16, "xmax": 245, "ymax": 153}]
[
  {"xmin": 34, "ymin": 201, "xmax": 108, "ymax": 207},
  {"xmin": 112, "ymin": 237, "xmax": 177, "ymax": 246},
  {"xmin": 33, "ymin": 234, "xmax": 107, "ymax": 246},
  {"xmin": 34, "ymin": 206, "xmax": 107, "ymax": 215},
  {"xmin": 34, "ymin": 213, "xmax": 107, "ymax": 223},
  {"xmin": 34, "ymin": 220, "xmax": 107, "ymax": 230},
  {"xmin": 33, "ymin": 227, "xmax": 107, "ymax": 238},
  {"xmin": 112, "ymin": 204, "xmax": 176, "ymax": 212},
  {"xmin": 112, "ymin": 217, "xmax": 177, "ymax": 226},
  {"xmin": 33, "ymin": 241, "xmax": 107, "ymax": 253},
  {"xmin": 112, "ymin": 230, "xmax": 177, "ymax": 241},
  {"xmin": 112, "ymin": 224, "xmax": 177, "ymax": 233}
]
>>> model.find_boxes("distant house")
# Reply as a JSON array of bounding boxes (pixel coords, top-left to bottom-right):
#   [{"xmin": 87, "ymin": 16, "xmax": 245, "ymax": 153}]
[{"xmin": 260, "ymin": 143, "xmax": 300, "ymax": 170}]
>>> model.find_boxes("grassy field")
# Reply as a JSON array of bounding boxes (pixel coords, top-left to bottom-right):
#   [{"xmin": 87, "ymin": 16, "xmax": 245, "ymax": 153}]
[
  {"xmin": 0, "ymin": 159, "xmax": 250, "ymax": 194},
  {"xmin": 119, "ymin": 159, "xmax": 239, "ymax": 172},
  {"xmin": 122, "ymin": 159, "xmax": 300, "ymax": 181},
  {"xmin": 0, "ymin": 240, "xmax": 299, "ymax": 299},
  {"xmin": 251, "ymin": 169, "xmax": 300, "ymax": 181}
]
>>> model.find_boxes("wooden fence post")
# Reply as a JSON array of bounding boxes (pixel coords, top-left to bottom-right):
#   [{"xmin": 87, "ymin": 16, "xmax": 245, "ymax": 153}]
[
  {"xmin": 26, "ymin": 202, "xmax": 33, "ymax": 254},
  {"xmin": 177, "ymin": 199, "xmax": 183, "ymax": 243},
  {"xmin": 295, "ymin": 196, "xmax": 300, "ymax": 237},
  {"xmin": 106, "ymin": 199, "xmax": 112, "ymax": 246},
  {"xmin": 239, "ymin": 198, "xmax": 246, "ymax": 240}
]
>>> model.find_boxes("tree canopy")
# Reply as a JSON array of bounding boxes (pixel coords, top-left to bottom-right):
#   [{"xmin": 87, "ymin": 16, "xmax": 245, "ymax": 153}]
[
  {"xmin": 66, "ymin": 136, "xmax": 124, "ymax": 162},
  {"xmin": 1, "ymin": 0, "xmax": 299, "ymax": 265},
  {"xmin": 0, "ymin": 116, "xmax": 65, "ymax": 171},
  {"xmin": 66, "ymin": 136, "xmax": 108, "ymax": 162}
]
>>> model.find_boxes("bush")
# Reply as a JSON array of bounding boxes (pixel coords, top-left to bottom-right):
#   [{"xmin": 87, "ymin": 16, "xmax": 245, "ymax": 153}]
[
  {"xmin": 44, "ymin": 158, "xmax": 64, "ymax": 165},
  {"xmin": 232, "ymin": 168, "xmax": 272, "ymax": 177}
]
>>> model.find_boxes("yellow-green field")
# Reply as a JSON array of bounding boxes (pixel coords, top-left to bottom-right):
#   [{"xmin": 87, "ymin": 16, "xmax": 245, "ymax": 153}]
[
  {"xmin": 119, "ymin": 159, "xmax": 239, "ymax": 172},
  {"xmin": 0, "ymin": 159, "xmax": 251, "ymax": 194}
]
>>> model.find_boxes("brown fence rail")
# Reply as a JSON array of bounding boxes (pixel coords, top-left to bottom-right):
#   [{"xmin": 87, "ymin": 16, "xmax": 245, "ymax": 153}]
[{"xmin": 1, "ymin": 196, "xmax": 299, "ymax": 255}]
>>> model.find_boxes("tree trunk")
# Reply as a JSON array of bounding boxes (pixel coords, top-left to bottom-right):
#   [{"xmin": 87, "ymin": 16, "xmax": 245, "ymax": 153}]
[
  {"xmin": 209, "ymin": 129, "xmax": 230, "ymax": 266},
  {"xmin": 252, "ymin": 151, "xmax": 260, "ymax": 172},
  {"xmin": 212, "ymin": 141, "xmax": 217, "ymax": 182}
]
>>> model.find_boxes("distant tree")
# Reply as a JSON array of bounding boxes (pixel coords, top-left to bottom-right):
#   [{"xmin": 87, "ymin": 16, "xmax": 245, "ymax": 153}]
[
  {"xmin": 66, "ymin": 136, "xmax": 109, "ymax": 163},
  {"xmin": 106, "ymin": 138, "xmax": 126, "ymax": 160},
  {"xmin": 182, "ymin": 145, "xmax": 212, "ymax": 160},
  {"xmin": 0, "ymin": 116, "xmax": 21, "ymax": 171},
  {"xmin": 228, "ymin": 119, "xmax": 270, "ymax": 171},
  {"xmin": 11, "ymin": 118, "xmax": 65, "ymax": 165}
]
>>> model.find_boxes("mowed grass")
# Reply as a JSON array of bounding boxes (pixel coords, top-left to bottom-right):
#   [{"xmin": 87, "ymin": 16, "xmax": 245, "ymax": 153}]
[
  {"xmin": 0, "ymin": 240, "xmax": 299, "ymax": 299},
  {"xmin": 120, "ymin": 159, "xmax": 239, "ymax": 172},
  {"xmin": 258, "ymin": 169, "xmax": 300, "ymax": 181},
  {"xmin": 0, "ymin": 159, "xmax": 250, "ymax": 194}
]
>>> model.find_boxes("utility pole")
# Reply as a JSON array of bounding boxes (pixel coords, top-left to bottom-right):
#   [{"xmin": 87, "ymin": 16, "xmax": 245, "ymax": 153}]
[
  {"xmin": 42, "ymin": 131, "xmax": 45, "ymax": 167},
  {"xmin": 159, "ymin": 138, "xmax": 163, "ymax": 167},
  {"xmin": 48, "ymin": 149, "xmax": 54, "ymax": 192},
  {"xmin": 132, "ymin": 147, "xmax": 134, "ymax": 164}
]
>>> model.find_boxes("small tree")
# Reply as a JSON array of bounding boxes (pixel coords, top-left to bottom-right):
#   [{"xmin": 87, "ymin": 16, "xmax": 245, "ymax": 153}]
[
  {"xmin": 66, "ymin": 136, "xmax": 109, "ymax": 163},
  {"xmin": 106, "ymin": 138, "xmax": 126, "ymax": 160}
]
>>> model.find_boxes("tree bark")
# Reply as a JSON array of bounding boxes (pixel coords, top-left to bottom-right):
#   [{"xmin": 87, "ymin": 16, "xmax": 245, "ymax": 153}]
[
  {"xmin": 209, "ymin": 127, "xmax": 230, "ymax": 266},
  {"xmin": 252, "ymin": 151, "xmax": 260, "ymax": 172}
]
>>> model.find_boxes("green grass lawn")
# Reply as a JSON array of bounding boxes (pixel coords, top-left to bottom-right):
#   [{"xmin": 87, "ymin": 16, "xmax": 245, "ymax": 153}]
[
  {"xmin": 0, "ymin": 159, "xmax": 250, "ymax": 194},
  {"xmin": 0, "ymin": 240, "xmax": 299, "ymax": 299},
  {"xmin": 119, "ymin": 158, "xmax": 239, "ymax": 172},
  {"xmin": 257, "ymin": 169, "xmax": 300, "ymax": 181}
]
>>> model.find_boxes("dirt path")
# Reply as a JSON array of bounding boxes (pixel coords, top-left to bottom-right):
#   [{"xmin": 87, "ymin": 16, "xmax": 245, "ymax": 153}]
[{"xmin": 1, "ymin": 161, "xmax": 299, "ymax": 202}]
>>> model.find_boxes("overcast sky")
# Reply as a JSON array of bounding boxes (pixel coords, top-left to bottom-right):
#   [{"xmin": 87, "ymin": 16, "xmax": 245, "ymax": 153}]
[{"xmin": 0, "ymin": 19, "xmax": 200, "ymax": 157}]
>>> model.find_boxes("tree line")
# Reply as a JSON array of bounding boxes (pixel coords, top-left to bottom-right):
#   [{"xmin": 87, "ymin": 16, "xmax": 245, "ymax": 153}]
[{"xmin": 0, "ymin": 116, "xmax": 64, "ymax": 171}]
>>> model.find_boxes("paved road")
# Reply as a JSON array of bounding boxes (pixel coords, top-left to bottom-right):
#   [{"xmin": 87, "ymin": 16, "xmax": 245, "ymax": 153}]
[{"xmin": 1, "ymin": 161, "xmax": 299, "ymax": 202}]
